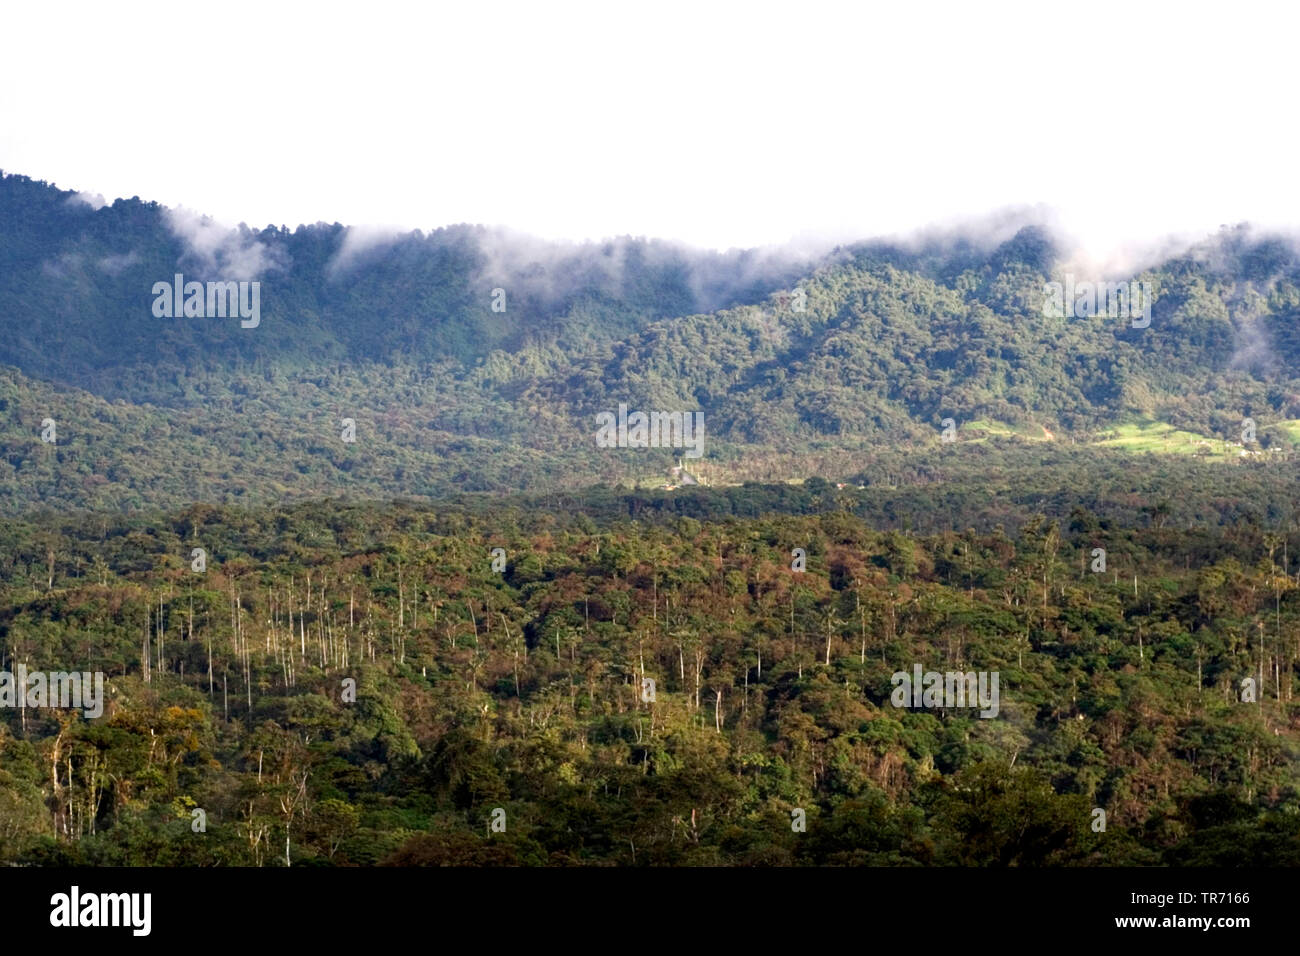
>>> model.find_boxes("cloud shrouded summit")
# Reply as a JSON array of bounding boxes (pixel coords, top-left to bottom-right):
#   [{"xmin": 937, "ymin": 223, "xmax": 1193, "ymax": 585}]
[{"xmin": 4, "ymin": 2, "xmax": 1298, "ymax": 266}]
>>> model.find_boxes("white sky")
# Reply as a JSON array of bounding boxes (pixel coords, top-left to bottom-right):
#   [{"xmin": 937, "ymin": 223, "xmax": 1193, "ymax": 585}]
[{"xmin": 2, "ymin": 0, "xmax": 1296, "ymax": 267}]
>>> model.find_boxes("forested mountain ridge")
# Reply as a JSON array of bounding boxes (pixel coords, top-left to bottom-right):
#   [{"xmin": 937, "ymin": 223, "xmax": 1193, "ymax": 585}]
[
  {"xmin": 0, "ymin": 171, "xmax": 813, "ymax": 395},
  {"xmin": 3, "ymin": 169, "xmax": 1300, "ymax": 515}
]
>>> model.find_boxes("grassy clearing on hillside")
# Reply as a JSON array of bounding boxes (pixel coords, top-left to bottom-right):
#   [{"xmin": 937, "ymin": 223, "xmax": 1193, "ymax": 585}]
[{"xmin": 1093, "ymin": 419, "xmax": 1234, "ymax": 456}]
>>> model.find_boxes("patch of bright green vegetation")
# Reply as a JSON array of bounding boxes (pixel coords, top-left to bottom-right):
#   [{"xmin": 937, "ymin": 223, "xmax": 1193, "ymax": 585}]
[{"xmin": 1093, "ymin": 419, "xmax": 1232, "ymax": 456}]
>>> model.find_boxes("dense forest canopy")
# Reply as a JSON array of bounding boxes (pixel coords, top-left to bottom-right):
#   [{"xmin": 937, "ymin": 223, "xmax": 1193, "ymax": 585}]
[{"xmin": 1, "ymin": 497, "xmax": 1299, "ymax": 865}]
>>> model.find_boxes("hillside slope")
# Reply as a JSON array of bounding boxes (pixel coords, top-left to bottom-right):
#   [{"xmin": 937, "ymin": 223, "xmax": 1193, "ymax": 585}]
[{"xmin": 3, "ymin": 171, "xmax": 1300, "ymax": 513}]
